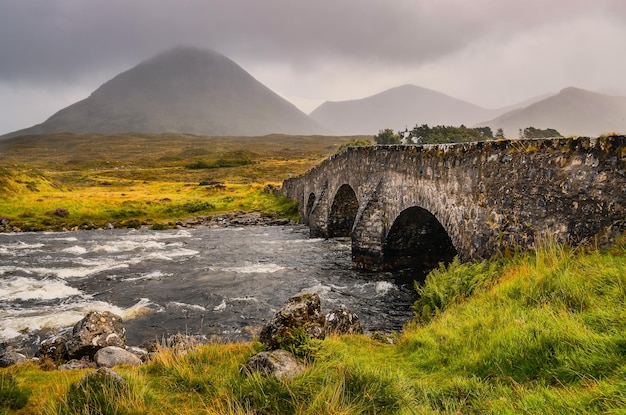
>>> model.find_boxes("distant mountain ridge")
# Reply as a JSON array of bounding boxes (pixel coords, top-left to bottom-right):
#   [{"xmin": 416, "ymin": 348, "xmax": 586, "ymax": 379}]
[
  {"xmin": 1, "ymin": 46, "xmax": 324, "ymax": 139},
  {"xmin": 309, "ymin": 85, "xmax": 501, "ymax": 135},
  {"xmin": 1, "ymin": 46, "xmax": 624, "ymax": 139},
  {"xmin": 310, "ymin": 85, "xmax": 626, "ymax": 137},
  {"xmin": 476, "ymin": 87, "xmax": 626, "ymax": 137}
]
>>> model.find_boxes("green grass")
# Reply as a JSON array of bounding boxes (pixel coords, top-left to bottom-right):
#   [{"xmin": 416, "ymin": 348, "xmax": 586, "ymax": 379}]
[
  {"xmin": 2, "ymin": 133, "xmax": 625, "ymax": 413},
  {"xmin": 0, "ymin": 133, "xmax": 365, "ymax": 230},
  {"xmin": 2, "ymin": 236, "xmax": 625, "ymax": 414}
]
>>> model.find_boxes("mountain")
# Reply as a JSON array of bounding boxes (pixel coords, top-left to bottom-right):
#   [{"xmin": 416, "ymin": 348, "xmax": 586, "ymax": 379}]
[
  {"xmin": 493, "ymin": 92, "xmax": 555, "ymax": 115},
  {"xmin": 309, "ymin": 84, "xmax": 502, "ymax": 135},
  {"xmin": 2, "ymin": 46, "xmax": 324, "ymax": 139},
  {"xmin": 476, "ymin": 87, "xmax": 626, "ymax": 137}
]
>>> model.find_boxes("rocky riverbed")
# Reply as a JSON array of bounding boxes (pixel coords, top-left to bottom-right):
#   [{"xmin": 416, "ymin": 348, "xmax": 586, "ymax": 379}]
[{"xmin": 0, "ymin": 211, "xmax": 295, "ymax": 233}]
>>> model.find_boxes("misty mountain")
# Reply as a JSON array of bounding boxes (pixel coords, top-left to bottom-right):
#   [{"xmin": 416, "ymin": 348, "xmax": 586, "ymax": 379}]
[
  {"xmin": 309, "ymin": 85, "xmax": 502, "ymax": 135},
  {"xmin": 1, "ymin": 47, "xmax": 324, "ymax": 139},
  {"xmin": 476, "ymin": 87, "xmax": 626, "ymax": 137}
]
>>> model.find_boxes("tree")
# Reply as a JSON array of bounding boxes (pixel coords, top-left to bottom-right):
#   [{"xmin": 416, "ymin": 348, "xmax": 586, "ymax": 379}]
[
  {"xmin": 520, "ymin": 127, "xmax": 563, "ymax": 138},
  {"xmin": 374, "ymin": 128, "xmax": 401, "ymax": 144},
  {"xmin": 495, "ymin": 128, "xmax": 505, "ymax": 139},
  {"xmin": 337, "ymin": 139, "xmax": 372, "ymax": 152},
  {"xmin": 475, "ymin": 126, "xmax": 494, "ymax": 139},
  {"xmin": 408, "ymin": 124, "xmax": 485, "ymax": 144}
]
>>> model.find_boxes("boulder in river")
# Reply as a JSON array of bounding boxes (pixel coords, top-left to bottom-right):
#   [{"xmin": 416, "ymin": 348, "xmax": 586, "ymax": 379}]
[
  {"xmin": 324, "ymin": 304, "xmax": 363, "ymax": 335},
  {"xmin": 0, "ymin": 348, "xmax": 27, "ymax": 367},
  {"xmin": 259, "ymin": 292, "xmax": 326, "ymax": 350},
  {"xmin": 38, "ymin": 334, "xmax": 69, "ymax": 362},
  {"xmin": 65, "ymin": 311, "xmax": 126, "ymax": 359}
]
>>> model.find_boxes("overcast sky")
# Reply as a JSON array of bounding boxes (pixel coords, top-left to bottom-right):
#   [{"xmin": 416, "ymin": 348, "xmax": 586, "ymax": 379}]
[{"xmin": 1, "ymin": 0, "xmax": 625, "ymax": 135}]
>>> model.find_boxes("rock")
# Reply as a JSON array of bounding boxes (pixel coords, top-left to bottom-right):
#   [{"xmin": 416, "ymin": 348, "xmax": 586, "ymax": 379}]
[
  {"xmin": 242, "ymin": 349, "xmax": 305, "ymax": 379},
  {"xmin": 0, "ymin": 349, "xmax": 28, "ymax": 367},
  {"xmin": 65, "ymin": 311, "xmax": 126, "ymax": 359},
  {"xmin": 259, "ymin": 292, "xmax": 326, "ymax": 350},
  {"xmin": 94, "ymin": 346, "xmax": 142, "ymax": 368},
  {"xmin": 126, "ymin": 346, "xmax": 150, "ymax": 362},
  {"xmin": 268, "ymin": 218, "xmax": 291, "ymax": 226},
  {"xmin": 38, "ymin": 335, "xmax": 68, "ymax": 362},
  {"xmin": 144, "ymin": 333, "xmax": 203, "ymax": 357},
  {"xmin": 75, "ymin": 367, "xmax": 126, "ymax": 389},
  {"xmin": 59, "ymin": 357, "xmax": 97, "ymax": 370},
  {"xmin": 164, "ymin": 333, "xmax": 203, "ymax": 356},
  {"xmin": 324, "ymin": 305, "xmax": 363, "ymax": 335},
  {"xmin": 263, "ymin": 184, "xmax": 285, "ymax": 197}
]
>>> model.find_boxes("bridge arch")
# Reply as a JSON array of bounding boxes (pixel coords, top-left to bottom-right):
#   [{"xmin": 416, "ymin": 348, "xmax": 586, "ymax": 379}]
[
  {"xmin": 305, "ymin": 193, "xmax": 316, "ymax": 216},
  {"xmin": 282, "ymin": 137, "xmax": 626, "ymax": 271},
  {"xmin": 328, "ymin": 184, "xmax": 359, "ymax": 237},
  {"xmin": 383, "ymin": 206, "xmax": 457, "ymax": 271}
]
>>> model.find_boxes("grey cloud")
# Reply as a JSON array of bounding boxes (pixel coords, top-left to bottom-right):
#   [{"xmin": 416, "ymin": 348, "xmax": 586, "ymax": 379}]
[{"xmin": 1, "ymin": 0, "xmax": 618, "ymax": 86}]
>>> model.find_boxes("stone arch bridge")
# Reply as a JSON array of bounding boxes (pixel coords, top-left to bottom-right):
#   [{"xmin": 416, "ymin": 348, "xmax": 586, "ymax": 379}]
[{"xmin": 282, "ymin": 136, "xmax": 625, "ymax": 271}]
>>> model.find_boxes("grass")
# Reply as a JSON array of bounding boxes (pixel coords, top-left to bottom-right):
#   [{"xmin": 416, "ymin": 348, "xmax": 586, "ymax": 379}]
[
  {"xmin": 2, "ymin": 235, "xmax": 625, "ymax": 414},
  {"xmin": 2, "ymin": 133, "xmax": 625, "ymax": 413},
  {"xmin": 0, "ymin": 133, "xmax": 365, "ymax": 230}
]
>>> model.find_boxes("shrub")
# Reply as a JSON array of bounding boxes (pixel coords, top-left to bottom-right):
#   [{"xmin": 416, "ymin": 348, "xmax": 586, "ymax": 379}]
[
  {"xmin": 52, "ymin": 208, "xmax": 70, "ymax": 217},
  {"xmin": 337, "ymin": 139, "xmax": 372, "ymax": 151},
  {"xmin": 185, "ymin": 158, "xmax": 254, "ymax": 170},
  {"xmin": 163, "ymin": 201, "xmax": 215, "ymax": 215},
  {"xmin": 275, "ymin": 326, "xmax": 323, "ymax": 361},
  {"xmin": 181, "ymin": 201, "xmax": 215, "ymax": 213}
]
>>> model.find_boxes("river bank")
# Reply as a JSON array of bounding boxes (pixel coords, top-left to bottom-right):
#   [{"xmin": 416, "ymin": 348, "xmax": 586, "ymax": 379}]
[
  {"xmin": 0, "ymin": 225, "xmax": 417, "ymax": 358},
  {"xmin": 2, "ymin": 237, "xmax": 625, "ymax": 414},
  {"xmin": 0, "ymin": 210, "xmax": 296, "ymax": 233}
]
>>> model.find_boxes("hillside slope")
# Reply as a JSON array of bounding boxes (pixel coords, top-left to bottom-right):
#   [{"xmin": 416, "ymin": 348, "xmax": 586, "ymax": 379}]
[
  {"xmin": 477, "ymin": 87, "xmax": 626, "ymax": 137},
  {"xmin": 310, "ymin": 84, "xmax": 501, "ymax": 135},
  {"xmin": 1, "ymin": 47, "xmax": 324, "ymax": 138}
]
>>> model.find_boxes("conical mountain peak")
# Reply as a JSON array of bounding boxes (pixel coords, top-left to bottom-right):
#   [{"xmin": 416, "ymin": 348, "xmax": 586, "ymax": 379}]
[{"xmin": 2, "ymin": 47, "xmax": 323, "ymax": 138}]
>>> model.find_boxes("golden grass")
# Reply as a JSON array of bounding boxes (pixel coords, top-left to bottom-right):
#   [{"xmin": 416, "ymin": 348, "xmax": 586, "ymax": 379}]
[{"xmin": 0, "ymin": 133, "xmax": 365, "ymax": 230}]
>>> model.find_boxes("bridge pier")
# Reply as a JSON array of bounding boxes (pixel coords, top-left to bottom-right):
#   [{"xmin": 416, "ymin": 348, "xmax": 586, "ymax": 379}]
[
  {"xmin": 351, "ymin": 199, "xmax": 387, "ymax": 271},
  {"xmin": 305, "ymin": 182, "xmax": 330, "ymax": 238}
]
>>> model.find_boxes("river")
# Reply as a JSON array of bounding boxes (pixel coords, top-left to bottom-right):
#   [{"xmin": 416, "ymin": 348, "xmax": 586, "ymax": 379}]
[{"xmin": 0, "ymin": 225, "xmax": 421, "ymax": 353}]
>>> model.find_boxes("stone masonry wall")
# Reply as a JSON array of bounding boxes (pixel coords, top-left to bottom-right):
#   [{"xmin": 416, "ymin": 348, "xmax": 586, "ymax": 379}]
[{"xmin": 283, "ymin": 136, "xmax": 625, "ymax": 270}]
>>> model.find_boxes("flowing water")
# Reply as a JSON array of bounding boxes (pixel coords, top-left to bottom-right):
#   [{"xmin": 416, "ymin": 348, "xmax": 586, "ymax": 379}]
[{"xmin": 0, "ymin": 225, "xmax": 420, "ymax": 353}]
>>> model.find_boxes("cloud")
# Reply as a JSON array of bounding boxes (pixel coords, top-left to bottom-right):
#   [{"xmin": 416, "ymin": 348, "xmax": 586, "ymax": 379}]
[
  {"xmin": 1, "ymin": 0, "xmax": 616, "ymax": 83},
  {"xmin": 0, "ymin": 0, "xmax": 625, "ymax": 132},
  {"xmin": 406, "ymin": 13, "xmax": 626, "ymax": 108}
]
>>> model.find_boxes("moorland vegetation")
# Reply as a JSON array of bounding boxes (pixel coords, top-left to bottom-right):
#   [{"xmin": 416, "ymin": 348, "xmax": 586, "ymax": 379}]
[{"xmin": 0, "ymin": 133, "xmax": 364, "ymax": 231}]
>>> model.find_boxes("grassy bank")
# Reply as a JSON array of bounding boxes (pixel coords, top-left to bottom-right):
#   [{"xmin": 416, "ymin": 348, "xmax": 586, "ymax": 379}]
[
  {"xmin": 2, "ymin": 236, "xmax": 625, "ymax": 414},
  {"xmin": 0, "ymin": 133, "xmax": 363, "ymax": 231}
]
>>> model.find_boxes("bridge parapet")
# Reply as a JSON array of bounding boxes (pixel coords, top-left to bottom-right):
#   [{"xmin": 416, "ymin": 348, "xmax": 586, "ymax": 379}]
[{"xmin": 283, "ymin": 136, "xmax": 626, "ymax": 271}]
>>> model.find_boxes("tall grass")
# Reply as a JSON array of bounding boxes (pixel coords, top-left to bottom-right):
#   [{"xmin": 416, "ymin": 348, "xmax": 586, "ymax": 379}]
[
  {"xmin": 2, "ymin": 236, "xmax": 625, "ymax": 414},
  {"xmin": 400, "ymin": 235, "xmax": 626, "ymax": 413}
]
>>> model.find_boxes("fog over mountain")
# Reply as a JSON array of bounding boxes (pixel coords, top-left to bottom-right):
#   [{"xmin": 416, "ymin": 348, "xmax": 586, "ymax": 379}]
[
  {"xmin": 2, "ymin": 47, "xmax": 624, "ymax": 140},
  {"xmin": 309, "ymin": 85, "xmax": 503, "ymax": 135},
  {"xmin": 477, "ymin": 87, "xmax": 626, "ymax": 137},
  {"xmin": 310, "ymin": 84, "xmax": 626, "ymax": 137},
  {"xmin": 1, "ymin": 47, "xmax": 324, "ymax": 139}
]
